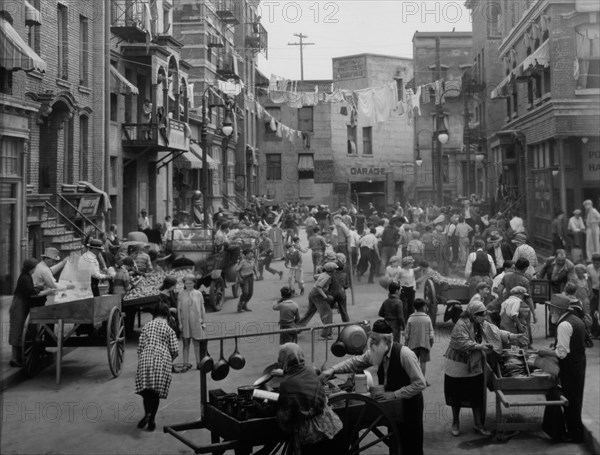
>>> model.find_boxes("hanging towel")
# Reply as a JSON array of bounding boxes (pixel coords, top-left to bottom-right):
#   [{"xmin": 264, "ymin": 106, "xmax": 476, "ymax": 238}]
[
  {"xmin": 269, "ymin": 117, "xmax": 277, "ymax": 132},
  {"xmin": 373, "ymin": 85, "xmax": 393, "ymax": 123},
  {"xmin": 410, "ymin": 86, "xmax": 421, "ymax": 116},
  {"xmin": 357, "ymin": 88, "xmax": 376, "ymax": 125},
  {"xmin": 275, "ymin": 122, "xmax": 283, "ymax": 137}
]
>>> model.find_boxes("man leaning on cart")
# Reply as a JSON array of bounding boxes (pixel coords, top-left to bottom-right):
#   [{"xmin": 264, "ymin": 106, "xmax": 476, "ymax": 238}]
[{"xmin": 321, "ymin": 319, "xmax": 426, "ymax": 455}]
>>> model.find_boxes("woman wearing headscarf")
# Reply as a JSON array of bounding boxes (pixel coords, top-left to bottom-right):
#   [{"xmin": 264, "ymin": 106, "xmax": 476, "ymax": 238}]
[
  {"xmin": 277, "ymin": 343, "xmax": 342, "ymax": 454},
  {"xmin": 8, "ymin": 258, "xmax": 41, "ymax": 367},
  {"xmin": 444, "ymin": 300, "xmax": 528, "ymax": 437}
]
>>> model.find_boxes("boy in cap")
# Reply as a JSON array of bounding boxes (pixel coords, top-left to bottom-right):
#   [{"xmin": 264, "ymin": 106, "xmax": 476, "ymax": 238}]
[
  {"xmin": 378, "ymin": 281, "xmax": 405, "ymax": 342},
  {"xmin": 273, "ymin": 286, "xmax": 300, "ymax": 344},
  {"xmin": 500, "ymin": 286, "xmax": 532, "ymax": 344},
  {"xmin": 284, "ymin": 237, "xmax": 306, "ymax": 295}
]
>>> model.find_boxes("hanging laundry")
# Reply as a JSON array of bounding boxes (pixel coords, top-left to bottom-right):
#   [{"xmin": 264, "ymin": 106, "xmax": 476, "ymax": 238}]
[
  {"xmin": 373, "ymin": 84, "xmax": 395, "ymax": 124},
  {"xmin": 269, "ymin": 116, "xmax": 277, "ymax": 132},
  {"xmin": 397, "ymin": 101, "xmax": 405, "ymax": 116},
  {"xmin": 410, "ymin": 86, "xmax": 421, "ymax": 116},
  {"xmin": 443, "ymin": 80, "xmax": 462, "ymax": 102},
  {"xmin": 302, "ymin": 132, "xmax": 311, "ymax": 149},
  {"xmin": 324, "ymin": 89, "xmax": 345, "ymax": 103},
  {"xmin": 356, "ymin": 88, "xmax": 376, "ymax": 125},
  {"xmin": 286, "ymin": 81, "xmax": 303, "ymax": 108},
  {"xmin": 275, "ymin": 122, "xmax": 283, "ymax": 137}
]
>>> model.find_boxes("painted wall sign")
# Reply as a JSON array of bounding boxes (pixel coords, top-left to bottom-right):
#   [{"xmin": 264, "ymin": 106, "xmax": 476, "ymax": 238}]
[
  {"xmin": 314, "ymin": 160, "xmax": 335, "ymax": 183},
  {"xmin": 333, "ymin": 56, "xmax": 367, "ymax": 80},
  {"xmin": 583, "ymin": 149, "xmax": 600, "ymax": 181},
  {"xmin": 350, "ymin": 167, "xmax": 387, "ymax": 176}
]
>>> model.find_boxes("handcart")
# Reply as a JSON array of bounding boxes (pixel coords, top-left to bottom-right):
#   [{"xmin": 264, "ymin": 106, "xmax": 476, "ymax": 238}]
[
  {"xmin": 21, "ymin": 294, "xmax": 125, "ymax": 384},
  {"xmin": 423, "ymin": 278, "xmax": 470, "ymax": 326},
  {"xmin": 164, "ymin": 321, "xmax": 405, "ymax": 454},
  {"xmin": 485, "ymin": 350, "xmax": 568, "ymax": 442}
]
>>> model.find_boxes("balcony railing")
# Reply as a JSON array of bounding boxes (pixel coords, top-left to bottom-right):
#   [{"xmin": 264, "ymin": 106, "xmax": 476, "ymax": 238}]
[
  {"xmin": 215, "ymin": 0, "xmax": 241, "ymax": 25},
  {"xmin": 245, "ymin": 22, "xmax": 268, "ymax": 56},
  {"xmin": 122, "ymin": 119, "xmax": 190, "ymax": 151},
  {"xmin": 216, "ymin": 52, "xmax": 240, "ymax": 80},
  {"xmin": 111, "ymin": 0, "xmax": 149, "ymax": 42}
]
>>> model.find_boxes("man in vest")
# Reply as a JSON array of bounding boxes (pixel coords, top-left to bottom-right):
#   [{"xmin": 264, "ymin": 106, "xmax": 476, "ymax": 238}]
[
  {"xmin": 321, "ymin": 319, "xmax": 426, "ymax": 455},
  {"xmin": 538, "ymin": 296, "xmax": 587, "ymax": 443}
]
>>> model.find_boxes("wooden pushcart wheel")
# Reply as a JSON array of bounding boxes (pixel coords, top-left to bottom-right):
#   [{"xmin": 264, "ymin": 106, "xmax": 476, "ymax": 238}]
[
  {"xmin": 424, "ymin": 279, "xmax": 437, "ymax": 327},
  {"xmin": 209, "ymin": 279, "xmax": 225, "ymax": 311},
  {"xmin": 21, "ymin": 315, "xmax": 44, "ymax": 378},
  {"xmin": 329, "ymin": 393, "xmax": 400, "ymax": 455},
  {"xmin": 107, "ymin": 307, "xmax": 125, "ymax": 377}
]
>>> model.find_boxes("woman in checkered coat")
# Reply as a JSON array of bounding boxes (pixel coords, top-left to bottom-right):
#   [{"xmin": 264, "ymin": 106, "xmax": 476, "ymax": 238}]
[{"xmin": 135, "ymin": 303, "xmax": 179, "ymax": 431}]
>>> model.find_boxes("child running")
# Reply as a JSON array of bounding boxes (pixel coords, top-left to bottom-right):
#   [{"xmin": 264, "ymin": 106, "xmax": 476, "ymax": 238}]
[
  {"xmin": 235, "ymin": 249, "xmax": 259, "ymax": 312},
  {"xmin": 405, "ymin": 298, "xmax": 434, "ymax": 386}
]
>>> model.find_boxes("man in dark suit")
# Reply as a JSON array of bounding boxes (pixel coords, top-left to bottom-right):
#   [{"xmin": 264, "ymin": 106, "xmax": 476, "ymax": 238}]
[{"xmin": 487, "ymin": 234, "xmax": 513, "ymax": 276}]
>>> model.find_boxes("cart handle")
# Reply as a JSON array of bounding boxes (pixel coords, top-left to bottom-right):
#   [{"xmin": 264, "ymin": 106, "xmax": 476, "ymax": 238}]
[
  {"xmin": 163, "ymin": 424, "xmax": 239, "ymax": 454},
  {"xmin": 496, "ymin": 390, "xmax": 569, "ymax": 408}
]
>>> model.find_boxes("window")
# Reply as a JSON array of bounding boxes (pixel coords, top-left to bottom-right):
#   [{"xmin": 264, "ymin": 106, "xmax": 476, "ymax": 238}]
[
  {"xmin": 110, "ymin": 93, "xmax": 118, "ymax": 121},
  {"xmin": 163, "ymin": 6, "xmax": 171, "ymax": 33},
  {"xmin": 362, "ymin": 127, "xmax": 372, "ymax": 155},
  {"xmin": 27, "ymin": 0, "xmax": 41, "ymax": 55},
  {"xmin": 79, "ymin": 16, "xmax": 89, "ymax": 86},
  {"xmin": 487, "ymin": 2, "xmax": 502, "ymax": 38},
  {"xmin": 80, "ymin": 116, "xmax": 89, "ymax": 181},
  {"xmin": 0, "ymin": 137, "xmax": 22, "ymax": 177},
  {"xmin": 395, "ymin": 78, "xmax": 403, "ymax": 101},
  {"xmin": 110, "ymin": 157, "xmax": 118, "ymax": 187},
  {"xmin": 542, "ymin": 66, "xmax": 551, "ymax": 94},
  {"xmin": 511, "ymin": 83, "xmax": 518, "ymax": 117},
  {"xmin": 57, "ymin": 4, "xmax": 68, "ymax": 80},
  {"xmin": 266, "ymin": 154, "xmax": 281, "ymax": 180},
  {"xmin": 347, "ymin": 125, "xmax": 357, "ymax": 154},
  {"xmin": 576, "ymin": 24, "xmax": 600, "ymax": 89},
  {"xmin": 0, "ymin": 68, "xmax": 12, "ymax": 95},
  {"xmin": 298, "ymin": 107, "xmax": 313, "ymax": 132},
  {"xmin": 63, "ymin": 117, "xmax": 74, "ymax": 183},
  {"xmin": 298, "ymin": 154, "xmax": 314, "ymax": 179}
]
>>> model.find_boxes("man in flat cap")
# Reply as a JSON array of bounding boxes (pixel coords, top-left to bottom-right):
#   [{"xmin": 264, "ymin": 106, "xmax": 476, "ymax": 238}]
[{"xmin": 321, "ymin": 319, "xmax": 426, "ymax": 455}]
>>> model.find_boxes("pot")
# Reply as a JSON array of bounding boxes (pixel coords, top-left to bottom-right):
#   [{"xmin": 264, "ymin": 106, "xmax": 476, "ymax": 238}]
[
  {"xmin": 211, "ymin": 340, "xmax": 230, "ymax": 381},
  {"xmin": 238, "ymin": 385, "xmax": 255, "ymax": 401},
  {"xmin": 198, "ymin": 348, "xmax": 215, "ymax": 374},
  {"xmin": 228, "ymin": 337, "xmax": 246, "ymax": 370},
  {"xmin": 340, "ymin": 324, "xmax": 368, "ymax": 355},
  {"xmin": 331, "ymin": 327, "xmax": 347, "ymax": 357}
]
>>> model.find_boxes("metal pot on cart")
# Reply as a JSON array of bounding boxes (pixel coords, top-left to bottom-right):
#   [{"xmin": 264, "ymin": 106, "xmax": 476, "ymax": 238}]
[{"xmin": 164, "ymin": 321, "xmax": 405, "ymax": 454}]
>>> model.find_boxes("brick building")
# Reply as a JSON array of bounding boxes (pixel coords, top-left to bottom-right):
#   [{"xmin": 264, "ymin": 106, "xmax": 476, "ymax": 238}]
[
  {"xmin": 1, "ymin": 0, "xmax": 105, "ymax": 293},
  {"xmin": 412, "ymin": 31, "xmax": 473, "ymax": 203},
  {"xmin": 488, "ymin": 0, "xmax": 600, "ymax": 253},
  {"xmin": 258, "ymin": 54, "xmax": 414, "ymax": 213}
]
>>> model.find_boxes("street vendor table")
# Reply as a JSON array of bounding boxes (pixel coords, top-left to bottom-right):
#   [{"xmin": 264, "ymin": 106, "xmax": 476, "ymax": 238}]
[
  {"xmin": 485, "ymin": 358, "xmax": 567, "ymax": 441},
  {"xmin": 164, "ymin": 321, "xmax": 405, "ymax": 454}
]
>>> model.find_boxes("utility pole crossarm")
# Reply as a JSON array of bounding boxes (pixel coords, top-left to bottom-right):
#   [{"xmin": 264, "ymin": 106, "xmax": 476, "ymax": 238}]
[{"xmin": 287, "ymin": 33, "xmax": 314, "ymax": 81}]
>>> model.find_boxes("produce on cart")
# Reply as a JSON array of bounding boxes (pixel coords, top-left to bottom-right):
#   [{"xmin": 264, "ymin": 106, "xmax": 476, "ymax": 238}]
[{"xmin": 423, "ymin": 275, "xmax": 470, "ymax": 326}]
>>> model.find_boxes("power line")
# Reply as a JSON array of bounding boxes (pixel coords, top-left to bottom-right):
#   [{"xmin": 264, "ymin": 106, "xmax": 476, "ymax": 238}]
[{"xmin": 287, "ymin": 33, "xmax": 315, "ymax": 81}]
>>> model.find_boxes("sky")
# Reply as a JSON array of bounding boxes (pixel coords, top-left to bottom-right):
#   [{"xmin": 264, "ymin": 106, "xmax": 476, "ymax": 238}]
[{"xmin": 256, "ymin": 0, "xmax": 474, "ymax": 81}]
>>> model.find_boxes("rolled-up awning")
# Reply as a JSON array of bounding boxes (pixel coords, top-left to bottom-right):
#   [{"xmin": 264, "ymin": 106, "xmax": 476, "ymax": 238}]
[
  {"xmin": 521, "ymin": 40, "xmax": 550, "ymax": 76},
  {"xmin": 0, "ymin": 17, "xmax": 46, "ymax": 72},
  {"xmin": 110, "ymin": 64, "xmax": 139, "ymax": 95},
  {"xmin": 25, "ymin": 1, "xmax": 42, "ymax": 26}
]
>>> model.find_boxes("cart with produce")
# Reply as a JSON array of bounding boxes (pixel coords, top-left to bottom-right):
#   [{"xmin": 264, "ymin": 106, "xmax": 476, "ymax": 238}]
[
  {"xmin": 164, "ymin": 321, "xmax": 405, "ymax": 454},
  {"xmin": 21, "ymin": 294, "xmax": 125, "ymax": 384},
  {"xmin": 166, "ymin": 227, "xmax": 260, "ymax": 311},
  {"xmin": 423, "ymin": 277, "xmax": 471, "ymax": 326},
  {"xmin": 485, "ymin": 348, "xmax": 567, "ymax": 441}
]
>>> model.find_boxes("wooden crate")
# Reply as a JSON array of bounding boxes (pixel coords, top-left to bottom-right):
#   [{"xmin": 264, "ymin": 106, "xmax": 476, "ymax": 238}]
[{"xmin": 29, "ymin": 294, "xmax": 121, "ymax": 324}]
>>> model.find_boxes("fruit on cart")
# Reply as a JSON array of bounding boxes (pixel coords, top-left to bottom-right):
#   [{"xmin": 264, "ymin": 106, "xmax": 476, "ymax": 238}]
[{"xmin": 122, "ymin": 269, "xmax": 198, "ymax": 301}]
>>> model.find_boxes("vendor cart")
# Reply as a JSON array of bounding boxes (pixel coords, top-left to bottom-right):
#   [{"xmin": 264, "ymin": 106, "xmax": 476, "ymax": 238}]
[
  {"xmin": 164, "ymin": 321, "xmax": 404, "ymax": 454},
  {"xmin": 485, "ymin": 350, "xmax": 568, "ymax": 442},
  {"xmin": 166, "ymin": 228, "xmax": 260, "ymax": 311},
  {"xmin": 21, "ymin": 294, "xmax": 125, "ymax": 384},
  {"xmin": 423, "ymin": 278, "xmax": 470, "ymax": 326}
]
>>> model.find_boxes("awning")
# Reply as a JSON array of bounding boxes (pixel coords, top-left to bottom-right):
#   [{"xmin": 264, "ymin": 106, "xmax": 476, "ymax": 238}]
[
  {"xmin": 174, "ymin": 149, "xmax": 203, "ymax": 170},
  {"xmin": 0, "ymin": 17, "xmax": 46, "ymax": 72},
  {"xmin": 298, "ymin": 154, "xmax": 314, "ymax": 171},
  {"xmin": 491, "ymin": 73, "xmax": 513, "ymax": 99},
  {"xmin": 110, "ymin": 65, "xmax": 139, "ymax": 95},
  {"xmin": 175, "ymin": 143, "xmax": 219, "ymax": 170},
  {"xmin": 521, "ymin": 40, "xmax": 550, "ymax": 76},
  {"xmin": 25, "ymin": 1, "xmax": 42, "ymax": 26}
]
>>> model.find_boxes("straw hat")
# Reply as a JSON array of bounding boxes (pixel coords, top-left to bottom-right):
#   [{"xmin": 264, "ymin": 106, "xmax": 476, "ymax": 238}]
[{"xmin": 41, "ymin": 247, "xmax": 61, "ymax": 261}]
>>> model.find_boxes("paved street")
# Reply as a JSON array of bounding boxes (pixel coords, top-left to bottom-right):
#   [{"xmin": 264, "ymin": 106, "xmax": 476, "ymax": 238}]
[{"xmin": 1, "ymin": 230, "xmax": 596, "ymax": 454}]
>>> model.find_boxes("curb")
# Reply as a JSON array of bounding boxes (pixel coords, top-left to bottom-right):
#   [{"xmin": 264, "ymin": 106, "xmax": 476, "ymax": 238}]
[{"xmin": 583, "ymin": 417, "xmax": 600, "ymax": 455}]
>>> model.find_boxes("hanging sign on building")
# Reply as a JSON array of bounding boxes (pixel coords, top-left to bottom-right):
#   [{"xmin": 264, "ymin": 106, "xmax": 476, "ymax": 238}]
[
  {"xmin": 583, "ymin": 149, "xmax": 600, "ymax": 181},
  {"xmin": 77, "ymin": 195, "xmax": 101, "ymax": 217},
  {"xmin": 333, "ymin": 56, "xmax": 367, "ymax": 80},
  {"xmin": 349, "ymin": 166, "xmax": 387, "ymax": 176},
  {"xmin": 314, "ymin": 160, "xmax": 336, "ymax": 183}
]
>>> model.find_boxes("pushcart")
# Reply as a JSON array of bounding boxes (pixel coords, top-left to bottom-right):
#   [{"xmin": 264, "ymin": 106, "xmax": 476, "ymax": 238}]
[
  {"xmin": 164, "ymin": 321, "xmax": 404, "ymax": 454},
  {"xmin": 485, "ymin": 353, "xmax": 568, "ymax": 442},
  {"xmin": 21, "ymin": 294, "xmax": 125, "ymax": 384},
  {"xmin": 423, "ymin": 278, "xmax": 470, "ymax": 326}
]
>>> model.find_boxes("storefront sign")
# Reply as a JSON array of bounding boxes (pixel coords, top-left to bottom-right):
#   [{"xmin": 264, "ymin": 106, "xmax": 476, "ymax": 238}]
[
  {"xmin": 583, "ymin": 149, "xmax": 600, "ymax": 181},
  {"xmin": 77, "ymin": 195, "xmax": 101, "ymax": 217},
  {"xmin": 333, "ymin": 56, "xmax": 367, "ymax": 80},
  {"xmin": 350, "ymin": 167, "xmax": 387, "ymax": 176}
]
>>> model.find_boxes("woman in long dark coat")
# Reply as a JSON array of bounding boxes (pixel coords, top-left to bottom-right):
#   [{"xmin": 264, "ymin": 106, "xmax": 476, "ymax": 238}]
[
  {"xmin": 8, "ymin": 258, "xmax": 41, "ymax": 367},
  {"xmin": 135, "ymin": 303, "xmax": 179, "ymax": 431}
]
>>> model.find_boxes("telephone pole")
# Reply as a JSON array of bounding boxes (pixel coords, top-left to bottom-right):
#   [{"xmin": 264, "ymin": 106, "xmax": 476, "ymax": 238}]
[{"xmin": 287, "ymin": 33, "xmax": 314, "ymax": 81}]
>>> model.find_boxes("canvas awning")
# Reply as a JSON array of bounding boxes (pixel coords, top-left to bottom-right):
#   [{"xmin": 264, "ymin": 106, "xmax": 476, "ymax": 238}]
[
  {"xmin": 110, "ymin": 65, "xmax": 139, "ymax": 95},
  {"xmin": 174, "ymin": 149, "xmax": 203, "ymax": 170},
  {"xmin": 491, "ymin": 73, "xmax": 513, "ymax": 99},
  {"xmin": 0, "ymin": 17, "xmax": 46, "ymax": 72},
  {"xmin": 521, "ymin": 40, "xmax": 550, "ymax": 76},
  {"xmin": 25, "ymin": 1, "xmax": 42, "ymax": 26},
  {"xmin": 298, "ymin": 154, "xmax": 314, "ymax": 171}
]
